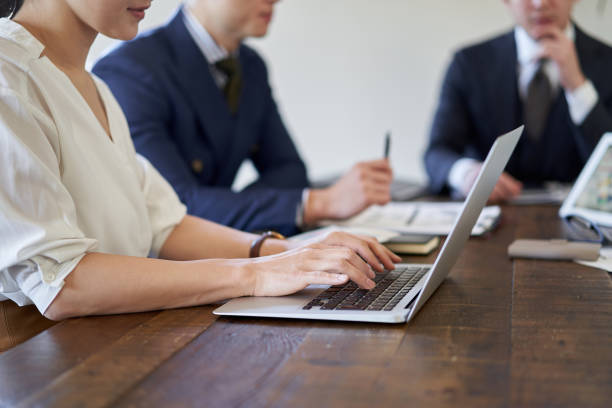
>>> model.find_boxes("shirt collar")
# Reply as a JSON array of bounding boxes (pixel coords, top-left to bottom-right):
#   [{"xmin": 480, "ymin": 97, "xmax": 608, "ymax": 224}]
[
  {"xmin": 182, "ymin": 7, "xmax": 233, "ymax": 64},
  {"xmin": 515, "ymin": 23, "xmax": 575, "ymax": 66},
  {"xmin": 0, "ymin": 18, "xmax": 45, "ymax": 58}
]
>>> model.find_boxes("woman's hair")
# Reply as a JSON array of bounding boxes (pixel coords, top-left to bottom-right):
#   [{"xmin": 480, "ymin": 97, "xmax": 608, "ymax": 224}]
[{"xmin": 0, "ymin": 0, "xmax": 23, "ymax": 18}]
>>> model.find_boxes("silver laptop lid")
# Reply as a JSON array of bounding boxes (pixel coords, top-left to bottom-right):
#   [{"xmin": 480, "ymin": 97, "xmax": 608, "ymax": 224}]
[{"xmin": 406, "ymin": 126, "xmax": 523, "ymax": 321}]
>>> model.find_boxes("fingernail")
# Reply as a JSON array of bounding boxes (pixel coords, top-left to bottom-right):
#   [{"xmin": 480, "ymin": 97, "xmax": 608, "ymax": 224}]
[
  {"xmin": 336, "ymin": 274, "xmax": 347, "ymax": 281},
  {"xmin": 367, "ymin": 279, "xmax": 376, "ymax": 289}
]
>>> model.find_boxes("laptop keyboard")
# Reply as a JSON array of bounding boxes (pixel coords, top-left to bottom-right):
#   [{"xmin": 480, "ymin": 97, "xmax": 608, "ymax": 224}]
[{"xmin": 302, "ymin": 266, "xmax": 429, "ymax": 312}]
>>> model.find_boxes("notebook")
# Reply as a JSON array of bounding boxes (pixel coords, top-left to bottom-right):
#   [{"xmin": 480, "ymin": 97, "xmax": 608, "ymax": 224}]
[
  {"xmin": 383, "ymin": 233, "xmax": 439, "ymax": 255},
  {"xmin": 214, "ymin": 126, "xmax": 523, "ymax": 323}
]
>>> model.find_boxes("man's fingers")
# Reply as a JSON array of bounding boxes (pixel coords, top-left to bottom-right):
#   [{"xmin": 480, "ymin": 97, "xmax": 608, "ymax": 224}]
[
  {"xmin": 532, "ymin": 24, "xmax": 563, "ymax": 42},
  {"xmin": 497, "ymin": 173, "xmax": 522, "ymax": 197},
  {"xmin": 356, "ymin": 159, "xmax": 393, "ymax": 175},
  {"xmin": 364, "ymin": 190, "xmax": 391, "ymax": 206},
  {"xmin": 489, "ymin": 185, "xmax": 505, "ymax": 203},
  {"xmin": 362, "ymin": 171, "xmax": 393, "ymax": 185}
]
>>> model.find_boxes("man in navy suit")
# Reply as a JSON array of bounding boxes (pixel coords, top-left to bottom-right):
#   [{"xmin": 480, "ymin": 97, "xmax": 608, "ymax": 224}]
[
  {"xmin": 93, "ymin": 0, "xmax": 392, "ymax": 236},
  {"xmin": 424, "ymin": 0, "xmax": 612, "ymax": 202}
]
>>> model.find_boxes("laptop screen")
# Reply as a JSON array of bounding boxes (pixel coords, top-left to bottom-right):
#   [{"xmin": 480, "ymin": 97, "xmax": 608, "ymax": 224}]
[
  {"xmin": 574, "ymin": 146, "xmax": 612, "ymax": 213},
  {"xmin": 560, "ymin": 133, "xmax": 612, "ymax": 227}
]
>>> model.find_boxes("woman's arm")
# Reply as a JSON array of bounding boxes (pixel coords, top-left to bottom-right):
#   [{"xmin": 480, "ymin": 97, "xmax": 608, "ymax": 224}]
[
  {"xmin": 44, "ymin": 252, "xmax": 253, "ymax": 320},
  {"xmin": 45, "ymin": 229, "xmax": 401, "ymax": 321},
  {"xmin": 158, "ymin": 215, "xmax": 289, "ymax": 261}
]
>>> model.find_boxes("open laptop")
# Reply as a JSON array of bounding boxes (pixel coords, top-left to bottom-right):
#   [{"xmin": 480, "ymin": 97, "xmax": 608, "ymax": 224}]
[
  {"xmin": 559, "ymin": 132, "xmax": 612, "ymax": 227},
  {"xmin": 215, "ymin": 126, "xmax": 523, "ymax": 323}
]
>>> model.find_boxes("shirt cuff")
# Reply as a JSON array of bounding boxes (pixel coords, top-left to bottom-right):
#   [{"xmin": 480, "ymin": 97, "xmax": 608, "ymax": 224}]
[
  {"xmin": 2, "ymin": 254, "xmax": 87, "ymax": 314},
  {"xmin": 565, "ymin": 80, "xmax": 599, "ymax": 125},
  {"xmin": 295, "ymin": 188, "xmax": 310, "ymax": 228},
  {"xmin": 448, "ymin": 158, "xmax": 481, "ymax": 197}
]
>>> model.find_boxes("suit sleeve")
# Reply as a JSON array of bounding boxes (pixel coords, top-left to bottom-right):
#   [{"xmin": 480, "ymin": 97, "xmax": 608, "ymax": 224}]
[
  {"xmin": 574, "ymin": 94, "xmax": 612, "ymax": 160},
  {"xmin": 93, "ymin": 55, "xmax": 302, "ymax": 236},
  {"xmin": 424, "ymin": 52, "xmax": 479, "ymax": 194},
  {"xmin": 244, "ymin": 57, "xmax": 309, "ymax": 191}
]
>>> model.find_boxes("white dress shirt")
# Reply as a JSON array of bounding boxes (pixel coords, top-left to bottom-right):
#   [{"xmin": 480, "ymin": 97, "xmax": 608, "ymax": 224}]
[
  {"xmin": 448, "ymin": 24, "xmax": 599, "ymax": 196},
  {"xmin": 183, "ymin": 7, "xmax": 232, "ymax": 88},
  {"xmin": 0, "ymin": 19, "xmax": 187, "ymax": 314}
]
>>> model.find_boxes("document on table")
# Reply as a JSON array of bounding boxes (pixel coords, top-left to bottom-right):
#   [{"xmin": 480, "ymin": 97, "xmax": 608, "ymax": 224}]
[
  {"xmin": 321, "ymin": 202, "xmax": 501, "ymax": 236},
  {"xmin": 509, "ymin": 182, "xmax": 571, "ymax": 205},
  {"xmin": 576, "ymin": 247, "xmax": 612, "ymax": 273},
  {"xmin": 289, "ymin": 225, "xmax": 400, "ymax": 243}
]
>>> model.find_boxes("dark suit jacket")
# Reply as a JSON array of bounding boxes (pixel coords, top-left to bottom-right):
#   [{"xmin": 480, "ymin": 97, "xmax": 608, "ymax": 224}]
[
  {"xmin": 93, "ymin": 9, "xmax": 308, "ymax": 235},
  {"xmin": 424, "ymin": 25, "xmax": 612, "ymax": 194}
]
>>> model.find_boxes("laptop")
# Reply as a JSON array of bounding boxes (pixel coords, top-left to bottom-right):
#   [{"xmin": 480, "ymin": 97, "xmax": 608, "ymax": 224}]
[
  {"xmin": 214, "ymin": 126, "xmax": 523, "ymax": 323},
  {"xmin": 559, "ymin": 132, "xmax": 612, "ymax": 227}
]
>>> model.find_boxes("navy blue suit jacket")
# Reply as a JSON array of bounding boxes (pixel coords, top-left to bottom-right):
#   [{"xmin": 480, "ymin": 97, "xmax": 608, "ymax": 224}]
[
  {"xmin": 424, "ymin": 25, "xmax": 612, "ymax": 194},
  {"xmin": 93, "ymin": 10, "xmax": 308, "ymax": 235}
]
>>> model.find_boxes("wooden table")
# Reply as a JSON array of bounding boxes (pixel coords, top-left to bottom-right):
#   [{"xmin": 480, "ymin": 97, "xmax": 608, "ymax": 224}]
[{"xmin": 1, "ymin": 206, "xmax": 611, "ymax": 408}]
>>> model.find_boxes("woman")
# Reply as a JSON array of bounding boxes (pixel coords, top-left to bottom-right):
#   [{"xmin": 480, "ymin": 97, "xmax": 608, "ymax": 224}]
[{"xmin": 0, "ymin": 0, "xmax": 400, "ymax": 351}]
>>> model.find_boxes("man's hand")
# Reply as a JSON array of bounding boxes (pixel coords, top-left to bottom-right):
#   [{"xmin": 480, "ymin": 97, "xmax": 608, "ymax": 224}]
[
  {"xmin": 536, "ymin": 26, "xmax": 586, "ymax": 91},
  {"xmin": 489, "ymin": 172, "xmax": 523, "ymax": 203},
  {"xmin": 304, "ymin": 159, "xmax": 393, "ymax": 225},
  {"xmin": 459, "ymin": 163, "xmax": 522, "ymax": 203}
]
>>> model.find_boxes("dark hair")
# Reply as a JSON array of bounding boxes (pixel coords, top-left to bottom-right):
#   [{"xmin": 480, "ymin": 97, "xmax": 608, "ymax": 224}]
[{"xmin": 0, "ymin": 0, "xmax": 23, "ymax": 18}]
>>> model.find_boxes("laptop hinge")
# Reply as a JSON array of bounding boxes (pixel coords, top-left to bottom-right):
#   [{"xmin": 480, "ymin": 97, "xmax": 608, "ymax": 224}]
[{"xmin": 404, "ymin": 290, "xmax": 421, "ymax": 309}]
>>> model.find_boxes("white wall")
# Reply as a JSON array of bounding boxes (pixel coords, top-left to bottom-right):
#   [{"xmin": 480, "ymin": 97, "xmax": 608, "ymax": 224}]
[{"xmin": 90, "ymin": 0, "xmax": 612, "ymax": 188}]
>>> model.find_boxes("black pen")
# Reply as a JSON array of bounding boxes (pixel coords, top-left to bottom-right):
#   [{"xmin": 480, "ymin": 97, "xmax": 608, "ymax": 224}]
[{"xmin": 384, "ymin": 131, "xmax": 391, "ymax": 159}]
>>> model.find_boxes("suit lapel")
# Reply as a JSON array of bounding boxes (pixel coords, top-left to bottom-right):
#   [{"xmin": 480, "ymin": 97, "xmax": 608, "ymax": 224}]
[
  {"xmin": 480, "ymin": 31, "xmax": 526, "ymax": 176},
  {"xmin": 163, "ymin": 9, "xmax": 234, "ymax": 164},
  {"xmin": 215, "ymin": 49, "xmax": 259, "ymax": 182},
  {"xmin": 489, "ymin": 31, "xmax": 522, "ymax": 134}
]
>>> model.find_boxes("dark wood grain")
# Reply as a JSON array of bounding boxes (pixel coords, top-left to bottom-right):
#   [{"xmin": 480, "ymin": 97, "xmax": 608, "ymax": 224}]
[
  {"xmin": 1, "ymin": 205, "xmax": 610, "ymax": 408},
  {"xmin": 510, "ymin": 206, "xmax": 612, "ymax": 407},
  {"xmin": 2, "ymin": 307, "xmax": 217, "ymax": 408},
  {"xmin": 0, "ymin": 311, "xmax": 156, "ymax": 406},
  {"xmin": 114, "ymin": 317, "xmax": 313, "ymax": 408}
]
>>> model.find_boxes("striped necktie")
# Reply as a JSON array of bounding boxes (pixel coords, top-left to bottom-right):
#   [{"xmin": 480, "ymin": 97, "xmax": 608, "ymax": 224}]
[{"xmin": 524, "ymin": 62, "xmax": 553, "ymax": 141}]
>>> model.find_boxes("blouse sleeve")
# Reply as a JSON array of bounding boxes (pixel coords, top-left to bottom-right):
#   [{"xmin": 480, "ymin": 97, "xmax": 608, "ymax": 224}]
[
  {"xmin": 0, "ymin": 88, "xmax": 97, "ymax": 313},
  {"xmin": 135, "ymin": 154, "xmax": 187, "ymax": 257}
]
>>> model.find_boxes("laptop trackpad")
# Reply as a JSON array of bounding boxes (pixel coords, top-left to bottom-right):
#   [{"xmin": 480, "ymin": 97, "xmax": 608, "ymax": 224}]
[{"xmin": 214, "ymin": 285, "xmax": 327, "ymax": 315}]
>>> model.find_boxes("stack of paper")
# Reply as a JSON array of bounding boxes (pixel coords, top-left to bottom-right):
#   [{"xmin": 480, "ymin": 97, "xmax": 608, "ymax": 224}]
[
  {"xmin": 576, "ymin": 247, "xmax": 612, "ymax": 273},
  {"xmin": 289, "ymin": 225, "xmax": 400, "ymax": 243},
  {"xmin": 320, "ymin": 201, "xmax": 501, "ymax": 236}
]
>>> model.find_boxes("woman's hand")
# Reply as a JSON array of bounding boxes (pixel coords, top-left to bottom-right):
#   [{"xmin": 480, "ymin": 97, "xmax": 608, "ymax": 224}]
[
  {"xmin": 248, "ymin": 231, "xmax": 401, "ymax": 297},
  {"xmin": 297, "ymin": 230, "xmax": 400, "ymax": 272}
]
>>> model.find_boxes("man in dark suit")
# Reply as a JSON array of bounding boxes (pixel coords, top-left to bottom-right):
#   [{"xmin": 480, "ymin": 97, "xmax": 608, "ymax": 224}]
[
  {"xmin": 424, "ymin": 0, "xmax": 612, "ymax": 202},
  {"xmin": 93, "ymin": 0, "xmax": 392, "ymax": 236}
]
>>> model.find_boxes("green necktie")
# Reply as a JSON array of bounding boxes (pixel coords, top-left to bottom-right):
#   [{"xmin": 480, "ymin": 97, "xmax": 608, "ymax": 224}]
[{"xmin": 215, "ymin": 56, "xmax": 242, "ymax": 114}]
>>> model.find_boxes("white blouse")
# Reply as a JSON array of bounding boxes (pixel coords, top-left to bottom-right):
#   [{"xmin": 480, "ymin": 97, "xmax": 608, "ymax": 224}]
[{"xmin": 0, "ymin": 19, "xmax": 187, "ymax": 313}]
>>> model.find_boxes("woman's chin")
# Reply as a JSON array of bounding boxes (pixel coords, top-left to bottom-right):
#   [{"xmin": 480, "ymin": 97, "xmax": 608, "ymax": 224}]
[{"xmin": 103, "ymin": 25, "xmax": 139, "ymax": 42}]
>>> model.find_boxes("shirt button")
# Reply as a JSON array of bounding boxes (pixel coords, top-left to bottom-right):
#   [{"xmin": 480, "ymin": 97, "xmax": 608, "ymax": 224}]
[
  {"xmin": 191, "ymin": 159, "xmax": 204, "ymax": 174},
  {"xmin": 44, "ymin": 271, "xmax": 56, "ymax": 282}
]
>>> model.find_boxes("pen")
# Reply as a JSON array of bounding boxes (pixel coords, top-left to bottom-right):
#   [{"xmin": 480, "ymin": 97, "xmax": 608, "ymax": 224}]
[{"xmin": 384, "ymin": 131, "xmax": 391, "ymax": 159}]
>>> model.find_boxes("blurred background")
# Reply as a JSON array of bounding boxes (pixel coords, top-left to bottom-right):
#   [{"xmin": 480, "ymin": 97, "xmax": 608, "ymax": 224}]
[{"xmin": 89, "ymin": 0, "xmax": 612, "ymax": 190}]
